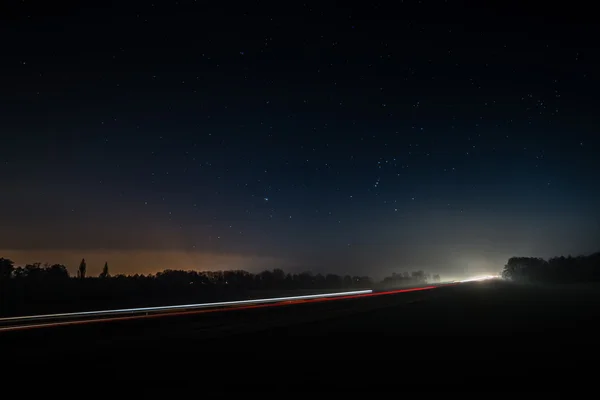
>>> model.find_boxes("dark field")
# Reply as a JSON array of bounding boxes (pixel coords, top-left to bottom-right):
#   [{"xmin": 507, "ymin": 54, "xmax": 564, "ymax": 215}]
[{"xmin": 4, "ymin": 280, "xmax": 600, "ymax": 392}]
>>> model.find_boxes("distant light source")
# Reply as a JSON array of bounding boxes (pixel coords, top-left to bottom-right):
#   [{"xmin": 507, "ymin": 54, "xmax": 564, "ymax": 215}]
[{"xmin": 458, "ymin": 275, "xmax": 498, "ymax": 283}]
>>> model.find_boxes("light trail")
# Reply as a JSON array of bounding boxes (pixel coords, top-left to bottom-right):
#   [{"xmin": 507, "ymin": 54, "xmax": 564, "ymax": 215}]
[
  {"xmin": 0, "ymin": 284, "xmax": 447, "ymax": 333},
  {"xmin": 0, "ymin": 301, "xmax": 299, "ymax": 333},
  {"xmin": 0, "ymin": 289, "xmax": 373, "ymax": 324}
]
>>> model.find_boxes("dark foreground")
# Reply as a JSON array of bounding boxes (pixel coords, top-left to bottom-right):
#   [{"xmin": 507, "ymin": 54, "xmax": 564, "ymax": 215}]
[{"xmin": 3, "ymin": 280, "xmax": 600, "ymax": 392}]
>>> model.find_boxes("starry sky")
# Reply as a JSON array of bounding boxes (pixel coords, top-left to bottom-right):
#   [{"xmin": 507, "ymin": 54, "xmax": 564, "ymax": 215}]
[{"xmin": 1, "ymin": 1, "xmax": 599, "ymax": 278}]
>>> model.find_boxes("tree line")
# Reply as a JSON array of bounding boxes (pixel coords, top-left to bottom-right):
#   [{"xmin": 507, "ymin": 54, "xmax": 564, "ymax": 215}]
[
  {"xmin": 0, "ymin": 257, "xmax": 375, "ymax": 288},
  {"xmin": 0, "ymin": 256, "xmax": 438, "ymax": 316},
  {"xmin": 0, "ymin": 257, "xmax": 441, "ymax": 289},
  {"xmin": 501, "ymin": 252, "xmax": 600, "ymax": 283}
]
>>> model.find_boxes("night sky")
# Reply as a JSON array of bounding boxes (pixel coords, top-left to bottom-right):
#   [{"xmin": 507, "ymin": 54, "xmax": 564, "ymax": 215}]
[{"xmin": 2, "ymin": 1, "xmax": 599, "ymax": 278}]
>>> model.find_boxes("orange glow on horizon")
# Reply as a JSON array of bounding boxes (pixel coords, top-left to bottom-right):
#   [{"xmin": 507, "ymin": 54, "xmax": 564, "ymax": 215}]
[{"xmin": 0, "ymin": 249, "xmax": 288, "ymax": 276}]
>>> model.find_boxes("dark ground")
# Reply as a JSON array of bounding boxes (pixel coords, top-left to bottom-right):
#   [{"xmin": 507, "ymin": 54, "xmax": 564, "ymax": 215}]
[{"xmin": 3, "ymin": 280, "xmax": 599, "ymax": 392}]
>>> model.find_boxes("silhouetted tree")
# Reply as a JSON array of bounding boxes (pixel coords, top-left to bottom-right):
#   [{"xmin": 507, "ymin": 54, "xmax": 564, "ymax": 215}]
[
  {"xmin": 100, "ymin": 262, "xmax": 110, "ymax": 278},
  {"xmin": 0, "ymin": 258, "xmax": 14, "ymax": 282},
  {"xmin": 24, "ymin": 263, "xmax": 45, "ymax": 280},
  {"xmin": 12, "ymin": 266, "xmax": 26, "ymax": 279},
  {"xmin": 380, "ymin": 271, "xmax": 430, "ymax": 289},
  {"xmin": 502, "ymin": 252, "xmax": 600, "ymax": 283},
  {"xmin": 411, "ymin": 270, "xmax": 427, "ymax": 283},
  {"xmin": 78, "ymin": 258, "xmax": 87, "ymax": 279},
  {"xmin": 272, "ymin": 268, "xmax": 285, "ymax": 283},
  {"xmin": 45, "ymin": 264, "xmax": 70, "ymax": 280}
]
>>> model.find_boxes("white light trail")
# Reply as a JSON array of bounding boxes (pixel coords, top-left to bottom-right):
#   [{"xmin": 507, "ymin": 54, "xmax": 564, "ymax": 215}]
[
  {"xmin": 458, "ymin": 275, "xmax": 499, "ymax": 283},
  {"xmin": 0, "ymin": 289, "xmax": 373, "ymax": 324}
]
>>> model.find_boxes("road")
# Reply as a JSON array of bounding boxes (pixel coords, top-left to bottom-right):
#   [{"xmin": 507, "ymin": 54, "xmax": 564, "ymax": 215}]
[
  {"xmin": 0, "ymin": 286, "xmax": 443, "ymax": 333},
  {"xmin": 3, "ymin": 279, "xmax": 599, "ymax": 392}
]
